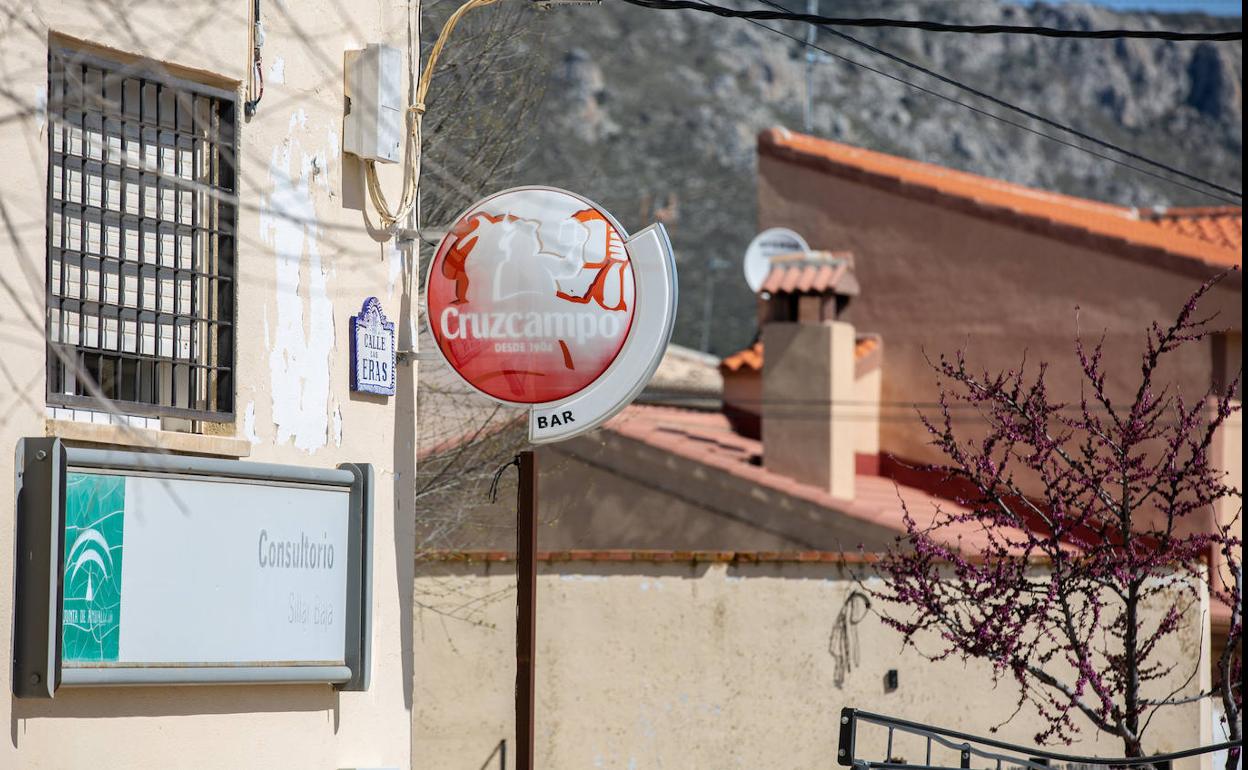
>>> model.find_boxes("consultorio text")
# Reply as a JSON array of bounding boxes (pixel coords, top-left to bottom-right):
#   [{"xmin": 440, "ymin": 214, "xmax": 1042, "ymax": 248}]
[{"xmin": 258, "ymin": 529, "xmax": 336, "ymax": 570}]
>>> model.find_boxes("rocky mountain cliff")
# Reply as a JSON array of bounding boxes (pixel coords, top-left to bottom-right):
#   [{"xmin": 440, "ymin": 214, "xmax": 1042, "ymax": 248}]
[{"xmin": 426, "ymin": 1, "xmax": 1243, "ymax": 356}]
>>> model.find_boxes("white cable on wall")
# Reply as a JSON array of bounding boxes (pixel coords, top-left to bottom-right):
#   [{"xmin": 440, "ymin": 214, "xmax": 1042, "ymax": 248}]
[{"xmin": 364, "ymin": 0, "xmax": 503, "ymax": 231}]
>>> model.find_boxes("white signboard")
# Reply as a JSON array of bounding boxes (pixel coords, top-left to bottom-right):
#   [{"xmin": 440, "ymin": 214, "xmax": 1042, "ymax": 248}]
[
  {"xmin": 12, "ymin": 441, "xmax": 372, "ymax": 697},
  {"xmin": 61, "ymin": 473, "xmax": 349, "ymax": 667}
]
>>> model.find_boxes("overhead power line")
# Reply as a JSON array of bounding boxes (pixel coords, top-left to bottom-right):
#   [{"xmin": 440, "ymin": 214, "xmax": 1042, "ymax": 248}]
[
  {"xmin": 618, "ymin": 0, "xmax": 1245, "ymax": 41},
  {"xmin": 680, "ymin": 0, "xmax": 1240, "ymax": 203},
  {"xmin": 748, "ymin": 0, "xmax": 1243, "ymax": 201}
]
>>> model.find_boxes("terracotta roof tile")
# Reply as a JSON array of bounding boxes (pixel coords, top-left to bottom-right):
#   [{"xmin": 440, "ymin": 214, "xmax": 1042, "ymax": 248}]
[
  {"xmin": 600, "ymin": 404, "xmax": 1021, "ymax": 552},
  {"xmin": 760, "ymin": 128, "xmax": 1242, "ymax": 271},
  {"xmin": 1142, "ymin": 207, "xmax": 1242, "ymax": 252},
  {"xmin": 759, "ymin": 252, "xmax": 853, "ymax": 295},
  {"xmin": 720, "ymin": 341, "xmax": 764, "ymax": 373},
  {"xmin": 855, "ymin": 336, "xmax": 879, "ymax": 358},
  {"xmin": 719, "ymin": 336, "xmax": 880, "ymax": 375}
]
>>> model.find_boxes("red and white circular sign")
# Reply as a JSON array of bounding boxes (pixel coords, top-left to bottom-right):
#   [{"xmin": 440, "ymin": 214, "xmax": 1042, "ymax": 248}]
[{"xmin": 427, "ymin": 188, "xmax": 638, "ymax": 405}]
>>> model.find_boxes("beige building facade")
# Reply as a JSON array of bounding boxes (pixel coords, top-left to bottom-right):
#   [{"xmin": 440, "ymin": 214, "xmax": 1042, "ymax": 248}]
[
  {"xmin": 754, "ymin": 126, "xmax": 1242, "ymax": 654},
  {"xmin": 1, "ymin": 2, "xmax": 416, "ymax": 767},
  {"xmin": 755, "ymin": 127, "xmax": 1242, "ymax": 476},
  {"xmin": 414, "ymin": 553, "xmax": 1213, "ymax": 770}
]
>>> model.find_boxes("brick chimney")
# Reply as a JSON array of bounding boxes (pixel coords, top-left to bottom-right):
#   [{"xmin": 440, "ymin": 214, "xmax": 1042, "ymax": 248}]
[
  {"xmin": 719, "ymin": 251, "xmax": 881, "ymax": 499},
  {"xmin": 762, "ymin": 319, "xmax": 858, "ymax": 499},
  {"xmin": 720, "ymin": 250, "xmax": 872, "ymax": 500}
]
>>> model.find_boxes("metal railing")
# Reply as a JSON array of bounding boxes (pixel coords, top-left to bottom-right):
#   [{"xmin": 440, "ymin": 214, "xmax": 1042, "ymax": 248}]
[{"xmin": 838, "ymin": 708, "xmax": 1242, "ymax": 770}]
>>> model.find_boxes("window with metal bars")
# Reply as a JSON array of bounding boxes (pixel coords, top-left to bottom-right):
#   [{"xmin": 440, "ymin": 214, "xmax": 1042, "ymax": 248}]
[{"xmin": 45, "ymin": 47, "xmax": 237, "ymax": 422}]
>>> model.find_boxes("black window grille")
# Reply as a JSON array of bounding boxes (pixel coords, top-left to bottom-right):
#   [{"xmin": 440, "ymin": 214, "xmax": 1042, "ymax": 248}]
[{"xmin": 46, "ymin": 48, "xmax": 237, "ymax": 422}]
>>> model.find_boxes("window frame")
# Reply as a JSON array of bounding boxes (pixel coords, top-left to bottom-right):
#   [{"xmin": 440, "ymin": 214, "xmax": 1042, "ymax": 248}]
[{"xmin": 45, "ymin": 45, "xmax": 239, "ymax": 423}]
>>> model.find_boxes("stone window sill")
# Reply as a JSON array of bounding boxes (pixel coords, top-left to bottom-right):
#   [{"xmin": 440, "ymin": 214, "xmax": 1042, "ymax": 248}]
[{"xmin": 45, "ymin": 419, "xmax": 251, "ymax": 458}]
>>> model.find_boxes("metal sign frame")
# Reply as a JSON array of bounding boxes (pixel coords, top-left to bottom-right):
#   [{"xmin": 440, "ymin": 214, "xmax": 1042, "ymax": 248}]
[{"xmin": 12, "ymin": 437, "xmax": 374, "ymax": 698}]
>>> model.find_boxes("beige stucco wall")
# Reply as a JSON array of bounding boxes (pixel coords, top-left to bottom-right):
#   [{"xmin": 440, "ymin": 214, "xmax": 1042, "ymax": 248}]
[
  {"xmin": 720, "ymin": 337, "xmax": 881, "ymax": 461},
  {"xmin": 413, "ymin": 558, "xmax": 1211, "ymax": 770},
  {"xmin": 1210, "ymin": 404, "xmax": 1242, "ymax": 595},
  {"xmin": 1, "ymin": 2, "xmax": 416, "ymax": 767},
  {"xmin": 757, "ymin": 154, "xmax": 1243, "ymax": 469},
  {"xmin": 853, "ymin": 359, "xmax": 882, "ymax": 458},
  {"xmin": 763, "ymin": 320, "xmax": 857, "ymax": 498}
]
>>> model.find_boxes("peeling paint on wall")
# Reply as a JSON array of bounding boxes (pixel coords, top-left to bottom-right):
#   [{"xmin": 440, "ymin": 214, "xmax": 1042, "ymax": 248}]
[
  {"xmin": 387, "ymin": 240, "xmax": 403, "ymax": 296},
  {"xmin": 326, "ymin": 122, "xmax": 339, "ymax": 168},
  {"xmin": 34, "ymin": 86, "xmax": 46, "ymax": 133},
  {"xmin": 260, "ymin": 118, "xmax": 335, "ymax": 453},
  {"xmin": 243, "ymin": 401, "xmax": 262, "ymax": 445},
  {"xmin": 268, "ymin": 55, "xmax": 286, "ymax": 84}
]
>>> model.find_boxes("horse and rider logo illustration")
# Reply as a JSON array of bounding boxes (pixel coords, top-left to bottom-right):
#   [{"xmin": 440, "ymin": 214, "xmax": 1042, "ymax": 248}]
[{"xmin": 442, "ymin": 208, "xmax": 630, "ymax": 310}]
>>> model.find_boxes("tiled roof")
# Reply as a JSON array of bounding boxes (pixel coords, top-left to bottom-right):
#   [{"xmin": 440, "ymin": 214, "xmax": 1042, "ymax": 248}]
[
  {"xmin": 644, "ymin": 343, "xmax": 723, "ymax": 398},
  {"xmin": 600, "ymin": 404, "xmax": 1017, "ymax": 552},
  {"xmin": 760, "ymin": 251, "xmax": 856, "ymax": 295},
  {"xmin": 760, "ymin": 128, "xmax": 1242, "ymax": 271},
  {"xmin": 720, "ymin": 342, "xmax": 764, "ymax": 373},
  {"xmin": 720, "ymin": 336, "xmax": 879, "ymax": 375},
  {"xmin": 1142, "ymin": 207, "xmax": 1242, "ymax": 252},
  {"xmin": 854, "ymin": 335, "xmax": 879, "ymax": 361}
]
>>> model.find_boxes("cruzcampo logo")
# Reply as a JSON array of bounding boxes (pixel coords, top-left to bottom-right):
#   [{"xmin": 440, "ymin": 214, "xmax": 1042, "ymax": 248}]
[{"xmin": 62, "ymin": 472, "xmax": 126, "ymax": 663}]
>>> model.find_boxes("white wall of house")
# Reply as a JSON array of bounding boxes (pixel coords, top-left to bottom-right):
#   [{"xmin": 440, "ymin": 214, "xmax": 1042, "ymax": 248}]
[
  {"xmin": 0, "ymin": 2, "xmax": 416, "ymax": 767},
  {"xmin": 414, "ymin": 555, "xmax": 1212, "ymax": 770}
]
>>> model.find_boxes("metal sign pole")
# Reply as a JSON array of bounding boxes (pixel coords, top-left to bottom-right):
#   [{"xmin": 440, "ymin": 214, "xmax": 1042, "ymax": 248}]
[
  {"xmin": 516, "ymin": 450, "xmax": 538, "ymax": 770},
  {"xmin": 423, "ymin": 185, "xmax": 676, "ymax": 762}
]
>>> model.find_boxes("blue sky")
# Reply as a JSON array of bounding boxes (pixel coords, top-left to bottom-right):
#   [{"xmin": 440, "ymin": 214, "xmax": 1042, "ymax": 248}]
[{"xmin": 1060, "ymin": 0, "xmax": 1241, "ymax": 15}]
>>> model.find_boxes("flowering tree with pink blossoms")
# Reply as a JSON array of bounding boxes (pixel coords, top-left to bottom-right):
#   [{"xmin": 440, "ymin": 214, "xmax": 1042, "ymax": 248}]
[{"xmin": 873, "ymin": 278, "xmax": 1242, "ymax": 767}]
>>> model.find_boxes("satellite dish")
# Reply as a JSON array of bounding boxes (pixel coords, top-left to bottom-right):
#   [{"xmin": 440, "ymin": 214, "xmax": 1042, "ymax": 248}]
[{"xmin": 743, "ymin": 227, "xmax": 809, "ymax": 293}]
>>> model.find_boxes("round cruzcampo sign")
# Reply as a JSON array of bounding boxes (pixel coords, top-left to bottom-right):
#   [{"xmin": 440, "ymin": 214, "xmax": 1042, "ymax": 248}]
[{"xmin": 426, "ymin": 186, "xmax": 677, "ymax": 443}]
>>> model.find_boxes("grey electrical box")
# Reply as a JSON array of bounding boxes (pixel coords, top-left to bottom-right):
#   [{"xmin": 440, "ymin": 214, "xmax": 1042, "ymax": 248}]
[{"xmin": 344, "ymin": 44, "xmax": 403, "ymax": 164}]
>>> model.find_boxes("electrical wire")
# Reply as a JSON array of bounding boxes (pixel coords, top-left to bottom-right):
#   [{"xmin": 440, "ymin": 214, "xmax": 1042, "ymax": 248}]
[
  {"xmin": 749, "ymin": 0, "xmax": 1243, "ymax": 201},
  {"xmin": 244, "ymin": 0, "xmax": 264, "ymax": 118},
  {"xmin": 365, "ymin": 0, "xmax": 503, "ymax": 231},
  {"xmin": 704, "ymin": 0, "xmax": 1240, "ymax": 204},
  {"xmin": 618, "ymin": 0, "xmax": 1245, "ymax": 41}
]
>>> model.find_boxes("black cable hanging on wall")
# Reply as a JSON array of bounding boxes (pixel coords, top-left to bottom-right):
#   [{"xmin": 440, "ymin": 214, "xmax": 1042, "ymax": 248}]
[{"xmin": 244, "ymin": 0, "xmax": 265, "ymax": 118}]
